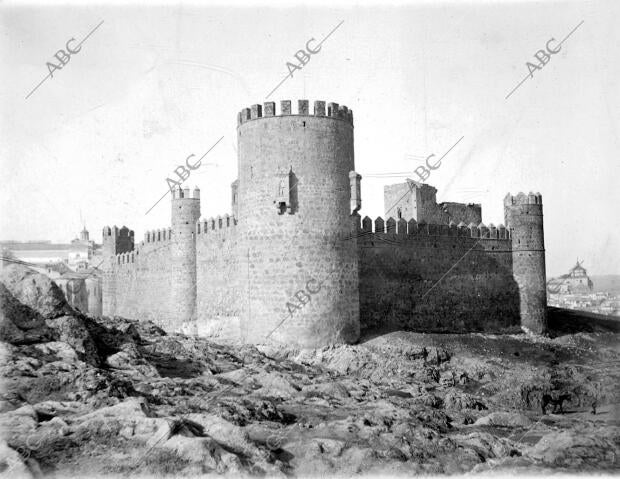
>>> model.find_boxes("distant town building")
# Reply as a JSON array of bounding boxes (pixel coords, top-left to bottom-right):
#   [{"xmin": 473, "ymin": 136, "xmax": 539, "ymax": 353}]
[
  {"xmin": 547, "ymin": 261, "xmax": 619, "ymax": 317},
  {"xmin": 548, "ymin": 260, "xmax": 594, "ymax": 294},
  {"xmin": 1, "ymin": 228, "xmax": 103, "ymax": 317},
  {"xmin": 31, "ymin": 262, "xmax": 73, "ymax": 280},
  {"xmin": 1, "ymin": 227, "xmax": 100, "ymax": 270},
  {"xmin": 55, "ymin": 266, "xmax": 103, "ymax": 317}
]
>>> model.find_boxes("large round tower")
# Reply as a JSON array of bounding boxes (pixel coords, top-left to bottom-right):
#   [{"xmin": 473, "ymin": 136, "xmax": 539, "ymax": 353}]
[
  {"xmin": 170, "ymin": 186, "xmax": 200, "ymax": 331},
  {"xmin": 504, "ymin": 192, "xmax": 547, "ymax": 335},
  {"xmin": 236, "ymin": 99, "xmax": 359, "ymax": 347}
]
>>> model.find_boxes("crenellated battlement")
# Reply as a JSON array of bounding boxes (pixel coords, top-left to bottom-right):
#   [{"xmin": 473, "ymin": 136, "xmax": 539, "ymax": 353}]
[
  {"xmin": 504, "ymin": 191, "xmax": 543, "ymax": 206},
  {"xmin": 353, "ymin": 216, "xmax": 511, "ymax": 240},
  {"xmin": 102, "ymin": 225, "xmax": 135, "ymax": 259},
  {"xmin": 172, "ymin": 186, "xmax": 200, "ymax": 200},
  {"xmin": 102, "ymin": 225, "xmax": 134, "ymax": 238},
  {"xmin": 196, "ymin": 214, "xmax": 237, "ymax": 235},
  {"xmin": 237, "ymin": 100, "xmax": 353, "ymax": 126},
  {"xmin": 114, "ymin": 251, "xmax": 135, "ymax": 267},
  {"xmin": 143, "ymin": 227, "xmax": 173, "ymax": 244}
]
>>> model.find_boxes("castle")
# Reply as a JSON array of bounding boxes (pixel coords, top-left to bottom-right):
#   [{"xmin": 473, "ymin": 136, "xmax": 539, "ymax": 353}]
[{"xmin": 102, "ymin": 100, "xmax": 548, "ymax": 347}]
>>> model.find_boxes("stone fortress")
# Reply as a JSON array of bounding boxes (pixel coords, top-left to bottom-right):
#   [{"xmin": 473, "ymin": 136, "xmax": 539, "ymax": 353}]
[{"xmin": 102, "ymin": 100, "xmax": 547, "ymax": 348}]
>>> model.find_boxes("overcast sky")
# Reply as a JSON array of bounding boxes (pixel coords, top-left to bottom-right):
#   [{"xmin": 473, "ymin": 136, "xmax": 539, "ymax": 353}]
[{"xmin": 1, "ymin": 0, "xmax": 618, "ymax": 277}]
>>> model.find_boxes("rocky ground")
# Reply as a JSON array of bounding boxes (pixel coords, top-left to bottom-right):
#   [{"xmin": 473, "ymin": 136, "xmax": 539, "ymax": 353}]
[{"xmin": 1, "ymin": 262, "xmax": 619, "ymax": 478}]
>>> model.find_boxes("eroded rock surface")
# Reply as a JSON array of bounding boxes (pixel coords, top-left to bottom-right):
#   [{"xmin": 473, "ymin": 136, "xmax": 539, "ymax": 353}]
[{"xmin": 1, "ymin": 264, "xmax": 619, "ymax": 476}]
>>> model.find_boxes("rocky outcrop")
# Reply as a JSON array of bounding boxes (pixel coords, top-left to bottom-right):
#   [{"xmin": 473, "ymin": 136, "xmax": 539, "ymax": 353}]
[
  {"xmin": 0, "ymin": 264, "xmax": 73, "ymax": 319},
  {"xmin": 0, "ymin": 284, "xmax": 54, "ymax": 345},
  {"xmin": 1, "ymin": 262, "xmax": 619, "ymax": 476}
]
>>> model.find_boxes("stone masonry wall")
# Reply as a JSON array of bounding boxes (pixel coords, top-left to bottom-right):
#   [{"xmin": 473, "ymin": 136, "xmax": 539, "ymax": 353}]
[
  {"xmin": 384, "ymin": 183, "xmax": 481, "ymax": 225},
  {"xmin": 384, "ymin": 183, "xmax": 415, "ymax": 220},
  {"xmin": 104, "ymin": 234, "xmax": 176, "ymax": 329},
  {"xmin": 236, "ymin": 100, "xmax": 359, "ymax": 347},
  {"xmin": 439, "ymin": 202, "xmax": 482, "ymax": 225},
  {"xmin": 194, "ymin": 216, "xmax": 241, "ymax": 340},
  {"xmin": 100, "ymin": 100, "xmax": 547, "ymax": 341},
  {"xmin": 56, "ymin": 277, "xmax": 102, "ymax": 317},
  {"xmin": 504, "ymin": 192, "xmax": 547, "ymax": 334},
  {"xmin": 356, "ymin": 217, "xmax": 520, "ymax": 333}
]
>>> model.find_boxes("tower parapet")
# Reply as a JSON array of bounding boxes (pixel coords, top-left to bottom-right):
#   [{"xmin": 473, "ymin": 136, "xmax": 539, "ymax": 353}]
[
  {"xmin": 237, "ymin": 100, "xmax": 354, "ymax": 126},
  {"xmin": 504, "ymin": 192, "xmax": 547, "ymax": 335}
]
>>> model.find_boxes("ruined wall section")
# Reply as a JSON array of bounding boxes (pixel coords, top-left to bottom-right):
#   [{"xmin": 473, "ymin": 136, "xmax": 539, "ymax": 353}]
[
  {"xmin": 384, "ymin": 183, "xmax": 415, "ymax": 220},
  {"xmin": 56, "ymin": 277, "xmax": 102, "ymax": 317},
  {"xmin": 384, "ymin": 183, "xmax": 482, "ymax": 225},
  {"xmin": 194, "ymin": 215, "xmax": 240, "ymax": 340},
  {"xmin": 414, "ymin": 184, "xmax": 447, "ymax": 224},
  {"xmin": 56, "ymin": 278, "xmax": 89, "ymax": 315},
  {"xmin": 356, "ymin": 216, "xmax": 520, "ymax": 333},
  {"xmin": 84, "ymin": 277, "xmax": 102, "ymax": 316},
  {"xmin": 439, "ymin": 202, "xmax": 482, "ymax": 225}
]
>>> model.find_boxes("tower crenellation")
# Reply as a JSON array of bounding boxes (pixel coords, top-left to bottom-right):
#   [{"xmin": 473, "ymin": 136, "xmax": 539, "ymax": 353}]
[{"xmin": 237, "ymin": 99, "xmax": 354, "ymax": 126}]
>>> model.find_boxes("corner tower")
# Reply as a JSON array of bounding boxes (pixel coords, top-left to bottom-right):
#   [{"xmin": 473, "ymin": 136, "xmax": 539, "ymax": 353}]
[
  {"xmin": 170, "ymin": 186, "xmax": 200, "ymax": 331},
  {"xmin": 101, "ymin": 225, "xmax": 134, "ymax": 316},
  {"xmin": 504, "ymin": 192, "xmax": 547, "ymax": 335},
  {"xmin": 236, "ymin": 99, "xmax": 359, "ymax": 347}
]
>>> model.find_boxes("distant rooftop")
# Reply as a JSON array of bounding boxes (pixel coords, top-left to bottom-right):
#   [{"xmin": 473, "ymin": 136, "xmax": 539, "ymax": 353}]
[
  {"xmin": 3, "ymin": 242, "xmax": 80, "ymax": 251},
  {"xmin": 0, "ymin": 240, "xmax": 52, "ymax": 244}
]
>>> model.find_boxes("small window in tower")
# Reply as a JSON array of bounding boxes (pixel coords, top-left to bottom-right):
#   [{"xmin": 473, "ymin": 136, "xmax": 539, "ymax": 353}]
[
  {"xmin": 274, "ymin": 170, "xmax": 291, "ymax": 214},
  {"xmin": 397, "ymin": 207, "xmax": 402, "ymax": 219}
]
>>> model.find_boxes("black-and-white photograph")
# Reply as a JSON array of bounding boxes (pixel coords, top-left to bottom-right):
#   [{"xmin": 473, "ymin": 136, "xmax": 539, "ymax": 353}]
[{"xmin": 1, "ymin": 0, "xmax": 619, "ymax": 476}]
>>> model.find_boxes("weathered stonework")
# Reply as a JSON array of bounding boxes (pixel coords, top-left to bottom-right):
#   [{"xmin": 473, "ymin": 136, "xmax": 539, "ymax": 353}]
[
  {"xmin": 384, "ymin": 181, "xmax": 482, "ymax": 225},
  {"xmin": 102, "ymin": 100, "xmax": 548, "ymax": 346}
]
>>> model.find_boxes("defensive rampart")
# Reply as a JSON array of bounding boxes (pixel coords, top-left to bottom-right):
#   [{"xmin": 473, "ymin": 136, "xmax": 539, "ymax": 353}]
[
  {"xmin": 193, "ymin": 215, "xmax": 240, "ymax": 339},
  {"xmin": 103, "ymin": 228, "xmax": 175, "ymax": 328},
  {"xmin": 354, "ymin": 216, "xmax": 521, "ymax": 333}
]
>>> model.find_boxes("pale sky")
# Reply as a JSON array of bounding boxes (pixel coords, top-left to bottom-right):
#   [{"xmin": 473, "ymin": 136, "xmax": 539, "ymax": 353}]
[{"xmin": 1, "ymin": 0, "xmax": 618, "ymax": 277}]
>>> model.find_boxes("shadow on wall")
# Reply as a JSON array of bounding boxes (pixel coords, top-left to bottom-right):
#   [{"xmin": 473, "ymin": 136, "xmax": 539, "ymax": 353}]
[
  {"xmin": 359, "ymin": 239, "xmax": 521, "ymax": 334},
  {"xmin": 289, "ymin": 171, "xmax": 299, "ymax": 215}
]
